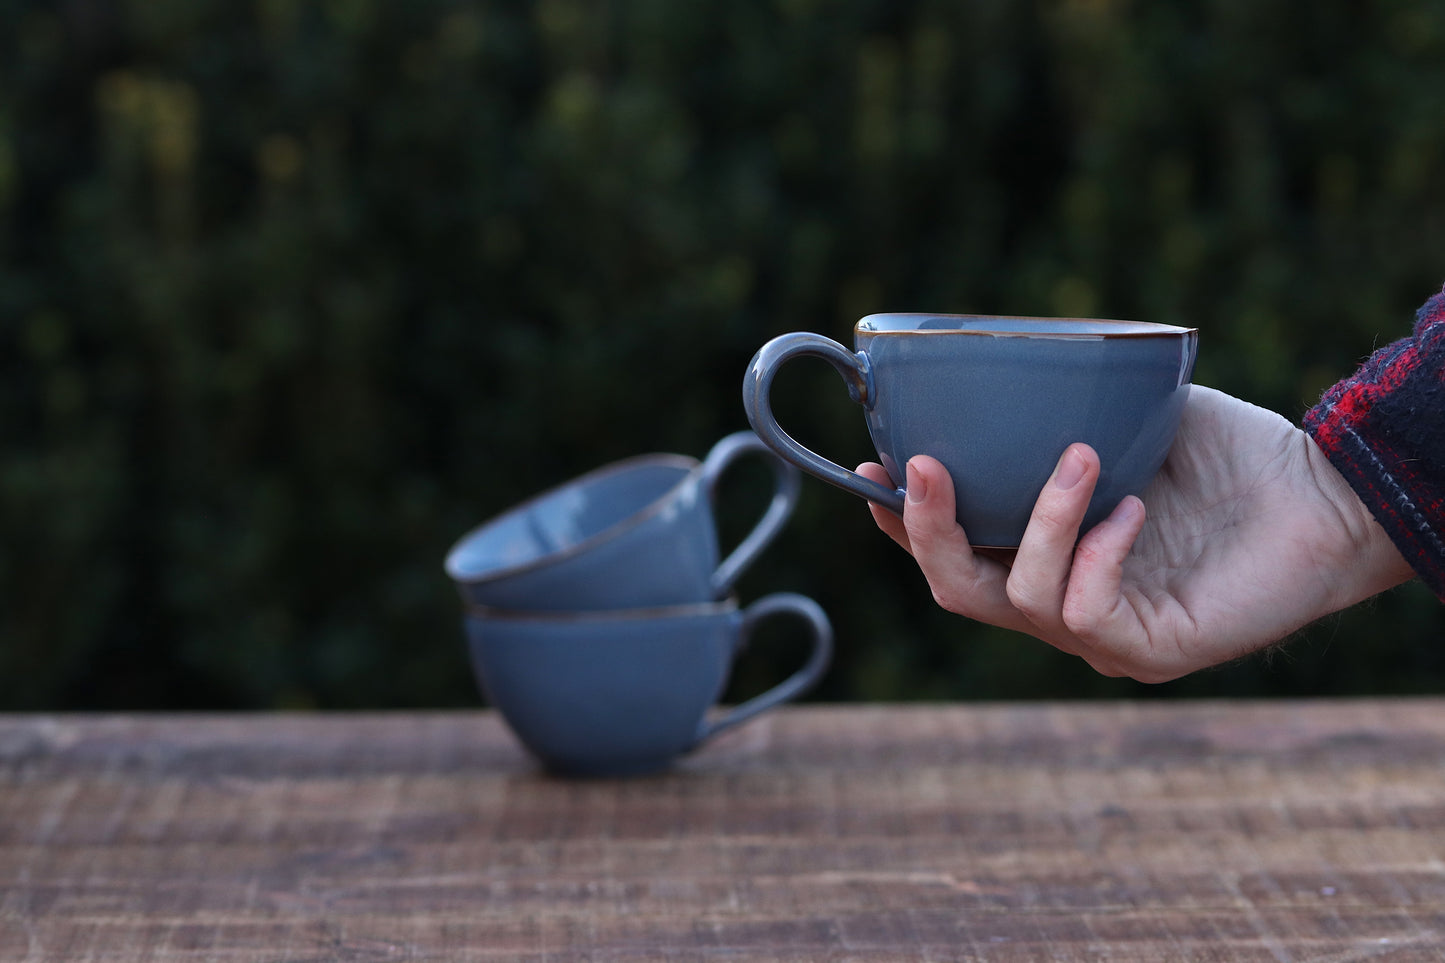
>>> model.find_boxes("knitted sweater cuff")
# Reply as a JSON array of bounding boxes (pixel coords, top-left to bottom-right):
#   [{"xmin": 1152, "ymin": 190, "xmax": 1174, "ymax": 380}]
[{"xmin": 1302, "ymin": 284, "xmax": 1445, "ymax": 600}]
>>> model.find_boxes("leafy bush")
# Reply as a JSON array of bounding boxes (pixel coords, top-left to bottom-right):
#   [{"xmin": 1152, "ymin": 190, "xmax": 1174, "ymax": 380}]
[{"xmin": 3, "ymin": 0, "xmax": 1443, "ymax": 709}]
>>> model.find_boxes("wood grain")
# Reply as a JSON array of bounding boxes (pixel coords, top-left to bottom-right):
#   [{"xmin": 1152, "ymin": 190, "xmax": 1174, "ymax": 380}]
[{"xmin": 3, "ymin": 701, "xmax": 1445, "ymax": 960}]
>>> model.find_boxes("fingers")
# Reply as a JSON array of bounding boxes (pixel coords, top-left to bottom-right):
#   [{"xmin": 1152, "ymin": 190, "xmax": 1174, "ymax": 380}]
[
  {"xmin": 899, "ymin": 456, "xmax": 1019, "ymax": 628},
  {"xmin": 1061, "ymin": 495, "xmax": 1149, "ymax": 658},
  {"xmin": 1040, "ymin": 494, "xmax": 1151, "ymax": 679},
  {"xmin": 863, "ymin": 450, "xmax": 1150, "ymax": 670},
  {"xmin": 1006, "ymin": 444, "xmax": 1099, "ymax": 637},
  {"xmin": 856, "ymin": 462, "xmax": 911, "ymax": 553}
]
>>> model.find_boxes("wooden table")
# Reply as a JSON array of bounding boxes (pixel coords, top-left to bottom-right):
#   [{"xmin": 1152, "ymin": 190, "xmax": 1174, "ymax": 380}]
[{"xmin": 4, "ymin": 701, "xmax": 1445, "ymax": 961}]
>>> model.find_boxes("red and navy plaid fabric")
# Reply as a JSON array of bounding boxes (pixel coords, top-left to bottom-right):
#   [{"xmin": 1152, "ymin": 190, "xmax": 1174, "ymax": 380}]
[{"xmin": 1303, "ymin": 282, "xmax": 1445, "ymax": 600}]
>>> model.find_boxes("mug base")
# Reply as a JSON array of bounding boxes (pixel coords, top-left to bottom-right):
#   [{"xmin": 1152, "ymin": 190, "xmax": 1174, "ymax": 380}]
[{"xmin": 540, "ymin": 755, "xmax": 676, "ymax": 779}]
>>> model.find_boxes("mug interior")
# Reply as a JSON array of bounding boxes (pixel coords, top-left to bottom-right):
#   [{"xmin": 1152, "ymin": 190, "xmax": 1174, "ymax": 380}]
[
  {"xmin": 446, "ymin": 457, "xmax": 695, "ymax": 583},
  {"xmin": 858, "ymin": 314, "xmax": 1193, "ymax": 337}
]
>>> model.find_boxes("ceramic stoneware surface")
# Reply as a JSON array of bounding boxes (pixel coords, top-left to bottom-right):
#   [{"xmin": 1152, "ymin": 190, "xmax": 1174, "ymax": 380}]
[
  {"xmin": 444, "ymin": 431, "xmax": 801, "ymax": 610},
  {"xmin": 743, "ymin": 314, "xmax": 1198, "ymax": 548},
  {"xmin": 464, "ymin": 593, "xmax": 833, "ymax": 777}
]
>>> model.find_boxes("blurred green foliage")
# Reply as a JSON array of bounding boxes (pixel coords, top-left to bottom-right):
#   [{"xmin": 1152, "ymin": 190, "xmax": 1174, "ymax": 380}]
[{"xmin": 2, "ymin": 0, "xmax": 1443, "ymax": 710}]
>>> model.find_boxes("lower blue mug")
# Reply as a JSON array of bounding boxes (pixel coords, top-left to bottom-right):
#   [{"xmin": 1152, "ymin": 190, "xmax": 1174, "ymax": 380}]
[{"xmin": 464, "ymin": 593, "xmax": 833, "ymax": 777}]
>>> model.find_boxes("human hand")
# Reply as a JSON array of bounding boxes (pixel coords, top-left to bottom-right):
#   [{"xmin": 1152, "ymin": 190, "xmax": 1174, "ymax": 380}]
[{"xmin": 859, "ymin": 386, "xmax": 1416, "ymax": 682}]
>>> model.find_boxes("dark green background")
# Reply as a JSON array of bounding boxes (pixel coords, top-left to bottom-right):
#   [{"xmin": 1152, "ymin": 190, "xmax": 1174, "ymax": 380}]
[{"xmin": 4, "ymin": 0, "xmax": 1443, "ymax": 710}]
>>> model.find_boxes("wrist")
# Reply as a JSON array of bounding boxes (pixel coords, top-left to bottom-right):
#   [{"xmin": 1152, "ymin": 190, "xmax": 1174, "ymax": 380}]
[{"xmin": 1303, "ymin": 433, "xmax": 1417, "ymax": 606}]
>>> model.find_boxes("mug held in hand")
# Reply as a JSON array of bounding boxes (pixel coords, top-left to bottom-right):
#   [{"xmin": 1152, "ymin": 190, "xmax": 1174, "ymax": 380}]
[{"xmin": 743, "ymin": 314, "xmax": 1198, "ymax": 548}]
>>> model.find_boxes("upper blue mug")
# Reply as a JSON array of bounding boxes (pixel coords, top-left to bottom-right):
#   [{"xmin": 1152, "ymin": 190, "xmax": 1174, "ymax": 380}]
[
  {"xmin": 743, "ymin": 314, "xmax": 1198, "ymax": 548},
  {"xmin": 445, "ymin": 431, "xmax": 801, "ymax": 610}
]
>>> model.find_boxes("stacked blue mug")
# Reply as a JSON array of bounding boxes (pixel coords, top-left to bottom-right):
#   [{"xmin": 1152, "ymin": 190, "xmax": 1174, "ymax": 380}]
[{"xmin": 444, "ymin": 431, "xmax": 832, "ymax": 777}]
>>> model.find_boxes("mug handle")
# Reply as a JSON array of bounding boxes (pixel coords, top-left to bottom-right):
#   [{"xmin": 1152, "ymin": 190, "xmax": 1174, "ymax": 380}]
[
  {"xmin": 742, "ymin": 332, "xmax": 906, "ymax": 517},
  {"xmin": 693, "ymin": 592, "xmax": 833, "ymax": 745},
  {"xmin": 700, "ymin": 430, "xmax": 803, "ymax": 598}
]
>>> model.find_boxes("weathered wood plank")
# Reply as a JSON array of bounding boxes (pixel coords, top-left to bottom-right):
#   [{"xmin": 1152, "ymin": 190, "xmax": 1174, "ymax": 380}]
[{"xmin": 2, "ymin": 701, "xmax": 1445, "ymax": 960}]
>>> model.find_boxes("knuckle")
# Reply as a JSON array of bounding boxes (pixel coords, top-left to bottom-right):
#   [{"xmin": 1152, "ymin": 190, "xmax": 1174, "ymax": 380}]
[
  {"xmin": 1060, "ymin": 598, "xmax": 1101, "ymax": 639},
  {"xmin": 927, "ymin": 581, "xmax": 971, "ymax": 616},
  {"xmin": 1004, "ymin": 574, "xmax": 1038, "ymax": 614},
  {"xmin": 1005, "ymin": 570, "xmax": 1054, "ymax": 620},
  {"xmin": 928, "ymin": 585, "xmax": 959, "ymax": 613}
]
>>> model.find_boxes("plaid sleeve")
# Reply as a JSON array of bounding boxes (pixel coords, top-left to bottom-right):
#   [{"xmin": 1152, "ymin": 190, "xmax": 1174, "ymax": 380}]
[{"xmin": 1302, "ymin": 282, "xmax": 1445, "ymax": 600}]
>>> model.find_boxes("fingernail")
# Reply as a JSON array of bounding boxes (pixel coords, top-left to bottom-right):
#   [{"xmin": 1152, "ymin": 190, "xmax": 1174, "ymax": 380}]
[
  {"xmin": 1055, "ymin": 447, "xmax": 1087, "ymax": 491},
  {"xmin": 1111, "ymin": 495, "xmax": 1144, "ymax": 526},
  {"xmin": 906, "ymin": 460, "xmax": 928, "ymax": 504}
]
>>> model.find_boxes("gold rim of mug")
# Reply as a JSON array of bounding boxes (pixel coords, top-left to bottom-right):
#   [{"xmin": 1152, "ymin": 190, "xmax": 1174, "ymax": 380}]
[
  {"xmin": 444, "ymin": 453, "xmax": 703, "ymax": 585},
  {"xmin": 856, "ymin": 314, "xmax": 1197, "ymax": 338}
]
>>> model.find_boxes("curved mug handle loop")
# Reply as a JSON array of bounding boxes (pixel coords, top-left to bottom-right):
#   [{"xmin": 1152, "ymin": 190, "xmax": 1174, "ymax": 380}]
[
  {"xmin": 699, "ymin": 430, "xmax": 803, "ymax": 598},
  {"xmin": 742, "ymin": 332, "xmax": 906, "ymax": 517},
  {"xmin": 692, "ymin": 592, "xmax": 833, "ymax": 746}
]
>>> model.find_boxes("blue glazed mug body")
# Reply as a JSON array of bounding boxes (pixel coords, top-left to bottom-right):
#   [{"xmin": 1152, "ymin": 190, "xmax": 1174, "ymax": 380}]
[
  {"xmin": 464, "ymin": 593, "xmax": 833, "ymax": 777},
  {"xmin": 743, "ymin": 314, "xmax": 1198, "ymax": 548},
  {"xmin": 445, "ymin": 431, "xmax": 800, "ymax": 610}
]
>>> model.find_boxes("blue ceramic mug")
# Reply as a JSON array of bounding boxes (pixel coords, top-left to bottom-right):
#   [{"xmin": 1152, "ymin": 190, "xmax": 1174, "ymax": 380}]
[
  {"xmin": 464, "ymin": 592, "xmax": 833, "ymax": 777},
  {"xmin": 445, "ymin": 431, "xmax": 801, "ymax": 610},
  {"xmin": 743, "ymin": 314, "xmax": 1198, "ymax": 548}
]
